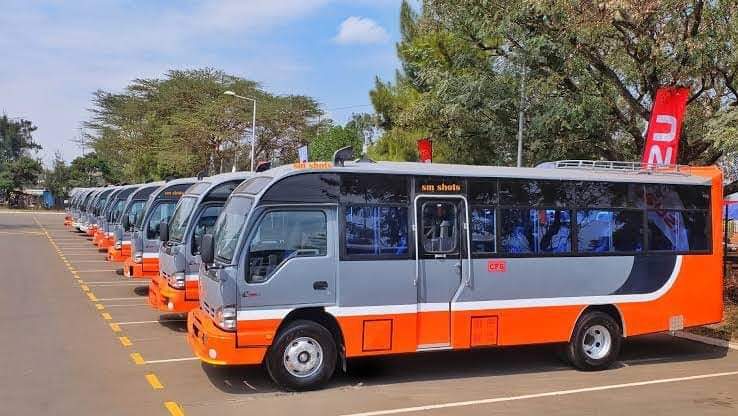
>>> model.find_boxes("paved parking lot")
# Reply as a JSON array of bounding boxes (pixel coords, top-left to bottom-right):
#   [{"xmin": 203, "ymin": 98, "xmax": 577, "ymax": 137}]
[{"xmin": 2, "ymin": 211, "xmax": 738, "ymax": 415}]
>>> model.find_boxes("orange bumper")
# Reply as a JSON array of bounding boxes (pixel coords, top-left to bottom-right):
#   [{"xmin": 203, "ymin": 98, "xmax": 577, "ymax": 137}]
[
  {"xmin": 187, "ymin": 308, "xmax": 267, "ymax": 366},
  {"xmin": 148, "ymin": 274, "xmax": 198, "ymax": 313},
  {"xmin": 85, "ymin": 226, "xmax": 97, "ymax": 237},
  {"xmin": 107, "ymin": 244, "xmax": 130, "ymax": 262},
  {"xmin": 123, "ymin": 256, "xmax": 157, "ymax": 279},
  {"xmin": 92, "ymin": 231, "xmax": 104, "ymax": 245},
  {"xmin": 97, "ymin": 235, "xmax": 114, "ymax": 250}
]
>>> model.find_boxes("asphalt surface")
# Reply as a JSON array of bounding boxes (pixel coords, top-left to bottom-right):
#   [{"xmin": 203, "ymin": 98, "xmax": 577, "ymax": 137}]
[{"xmin": 1, "ymin": 211, "xmax": 738, "ymax": 415}]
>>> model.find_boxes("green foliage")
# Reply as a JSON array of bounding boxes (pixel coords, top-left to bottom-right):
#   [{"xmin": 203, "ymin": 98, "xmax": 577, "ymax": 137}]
[
  {"xmin": 84, "ymin": 68, "xmax": 321, "ymax": 182},
  {"xmin": 68, "ymin": 153, "xmax": 112, "ymax": 187},
  {"xmin": 371, "ymin": 0, "xmax": 738, "ymax": 166},
  {"xmin": 309, "ymin": 125, "xmax": 363, "ymax": 162},
  {"xmin": 44, "ymin": 151, "xmax": 72, "ymax": 198},
  {"xmin": 0, "ymin": 115, "xmax": 43, "ymax": 196}
]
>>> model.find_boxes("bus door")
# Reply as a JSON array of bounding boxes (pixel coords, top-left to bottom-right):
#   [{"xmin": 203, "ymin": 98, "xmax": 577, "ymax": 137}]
[{"xmin": 415, "ymin": 196, "xmax": 469, "ymax": 348}]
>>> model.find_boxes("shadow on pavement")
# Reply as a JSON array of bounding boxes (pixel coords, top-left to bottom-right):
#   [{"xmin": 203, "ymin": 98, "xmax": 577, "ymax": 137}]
[{"xmin": 199, "ymin": 333, "xmax": 729, "ymax": 396}]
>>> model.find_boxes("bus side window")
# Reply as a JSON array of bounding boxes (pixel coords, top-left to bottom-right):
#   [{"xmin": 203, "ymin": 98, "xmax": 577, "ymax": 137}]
[
  {"xmin": 247, "ymin": 211, "xmax": 327, "ymax": 283},
  {"xmin": 192, "ymin": 206, "xmax": 222, "ymax": 255}
]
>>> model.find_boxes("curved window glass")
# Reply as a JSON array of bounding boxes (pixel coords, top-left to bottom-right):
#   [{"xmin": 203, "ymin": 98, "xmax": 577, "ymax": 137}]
[
  {"xmin": 146, "ymin": 203, "xmax": 177, "ymax": 240},
  {"xmin": 192, "ymin": 206, "xmax": 223, "ymax": 255},
  {"xmin": 213, "ymin": 197, "xmax": 254, "ymax": 263},
  {"xmin": 126, "ymin": 201, "xmax": 145, "ymax": 232},
  {"xmin": 168, "ymin": 197, "xmax": 197, "ymax": 243}
]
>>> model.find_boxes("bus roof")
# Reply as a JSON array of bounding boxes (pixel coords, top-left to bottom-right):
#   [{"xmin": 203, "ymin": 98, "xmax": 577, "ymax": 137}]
[{"xmin": 232, "ymin": 160, "xmax": 716, "ymax": 198}]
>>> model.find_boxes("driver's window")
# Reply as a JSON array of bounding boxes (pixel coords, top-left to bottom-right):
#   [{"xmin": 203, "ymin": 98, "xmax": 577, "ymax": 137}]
[
  {"xmin": 247, "ymin": 210, "xmax": 327, "ymax": 283},
  {"xmin": 192, "ymin": 206, "xmax": 222, "ymax": 255},
  {"xmin": 146, "ymin": 203, "xmax": 176, "ymax": 240}
]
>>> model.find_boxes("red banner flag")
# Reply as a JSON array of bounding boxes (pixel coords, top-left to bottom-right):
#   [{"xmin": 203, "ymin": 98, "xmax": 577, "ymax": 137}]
[
  {"xmin": 417, "ymin": 138, "xmax": 432, "ymax": 163},
  {"xmin": 642, "ymin": 87, "xmax": 690, "ymax": 166}
]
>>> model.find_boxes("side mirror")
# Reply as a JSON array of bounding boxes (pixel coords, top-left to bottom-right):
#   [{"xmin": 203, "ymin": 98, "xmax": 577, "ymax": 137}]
[
  {"xmin": 200, "ymin": 234, "xmax": 214, "ymax": 264},
  {"xmin": 159, "ymin": 222, "xmax": 169, "ymax": 242},
  {"xmin": 122, "ymin": 215, "xmax": 130, "ymax": 230}
]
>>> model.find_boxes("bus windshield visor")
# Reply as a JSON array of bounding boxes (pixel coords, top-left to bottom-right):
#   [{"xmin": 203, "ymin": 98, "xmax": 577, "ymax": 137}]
[
  {"xmin": 168, "ymin": 197, "xmax": 197, "ymax": 242},
  {"xmin": 213, "ymin": 196, "xmax": 253, "ymax": 263}
]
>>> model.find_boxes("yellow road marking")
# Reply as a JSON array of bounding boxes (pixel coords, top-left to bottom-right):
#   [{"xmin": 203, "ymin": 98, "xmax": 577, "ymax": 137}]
[
  {"xmin": 81, "ymin": 285, "xmax": 90, "ymax": 292},
  {"xmin": 164, "ymin": 402, "xmax": 184, "ymax": 416},
  {"xmin": 119, "ymin": 336, "xmax": 132, "ymax": 347},
  {"xmin": 110, "ymin": 323, "xmax": 121, "ymax": 332},
  {"xmin": 145, "ymin": 373, "xmax": 164, "ymax": 390},
  {"xmin": 86, "ymin": 292, "xmax": 98, "ymax": 301},
  {"xmin": 95, "ymin": 303, "xmax": 105, "ymax": 310},
  {"xmin": 101, "ymin": 312, "xmax": 112, "ymax": 320},
  {"xmin": 130, "ymin": 352, "xmax": 145, "ymax": 365}
]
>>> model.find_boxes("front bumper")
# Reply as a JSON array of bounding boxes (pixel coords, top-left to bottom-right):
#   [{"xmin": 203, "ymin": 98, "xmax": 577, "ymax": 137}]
[
  {"xmin": 107, "ymin": 244, "xmax": 130, "ymax": 262},
  {"xmin": 187, "ymin": 308, "xmax": 267, "ymax": 366},
  {"xmin": 123, "ymin": 255, "xmax": 157, "ymax": 279},
  {"xmin": 148, "ymin": 274, "xmax": 198, "ymax": 313}
]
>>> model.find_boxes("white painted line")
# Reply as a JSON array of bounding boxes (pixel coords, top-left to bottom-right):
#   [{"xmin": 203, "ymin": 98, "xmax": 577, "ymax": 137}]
[
  {"xmin": 103, "ymin": 303, "xmax": 149, "ymax": 308},
  {"xmin": 116, "ymin": 319, "xmax": 187, "ymax": 325},
  {"xmin": 145, "ymin": 357, "xmax": 199, "ymax": 364},
  {"xmin": 97, "ymin": 296, "xmax": 147, "ymax": 301},
  {"xmin": 674, "ymin": 331, "xmax": 738, "ymax": 350},
  {"xmin": 339, "ymin": 370, "xmax": 738, "ymax": 416},
  {"xmin": 84, "ymin": 281, "xmax": 144, "ymax": 286}
]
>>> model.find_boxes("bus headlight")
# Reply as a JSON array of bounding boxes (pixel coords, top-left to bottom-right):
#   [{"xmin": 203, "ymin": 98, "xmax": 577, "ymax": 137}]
[
  {"xmin": 215, "ymin": 305, "xmax": 237, "ymax": 332},
  {"xmin": 114, "ymin": 241, "xmax": 122, "ymax": 250},
  {"xmin": 134, "ymin": 252, "xmax": 143, "ymax": 263},
  {"xmin": 172, "ymin": 272, "xmax": 185, "ymax": 289}
]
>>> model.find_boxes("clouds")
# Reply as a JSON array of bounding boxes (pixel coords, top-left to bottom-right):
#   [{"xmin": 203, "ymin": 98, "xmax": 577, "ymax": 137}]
[
  {"xmin": 333, "ymin": 17, "xmax": 390, "ymax": 45},
  {"xmin": 0, "ymin": 1, "xmax": 399, "ymax": 164}
]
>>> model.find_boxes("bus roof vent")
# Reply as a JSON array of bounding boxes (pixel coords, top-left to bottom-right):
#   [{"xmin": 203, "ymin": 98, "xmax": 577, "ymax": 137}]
[
  {"xmin": 333, "ymin": 146, "xmax": 354, "ymax": 167},
  {"xmin": 552, "ymin": 160, "xmax": 691, "ymax": 176}
]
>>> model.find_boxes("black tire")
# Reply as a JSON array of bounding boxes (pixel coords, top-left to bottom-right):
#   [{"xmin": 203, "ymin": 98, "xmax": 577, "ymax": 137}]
[
  {"xmin": 266, "ymin": 319, "xmax": 337, "ymax": 391},
  {"xmin": 566, "ymin": 311, "xmax": 621, "ymax": 371}
]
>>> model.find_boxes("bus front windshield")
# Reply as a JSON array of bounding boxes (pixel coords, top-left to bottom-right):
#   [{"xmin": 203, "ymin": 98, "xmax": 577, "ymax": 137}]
[
  {"xmin": 213, "ymin": 196, "xmax": 253, "ymax": 263},
  {"xmin": 168, "ymin": 196, "xmax": 197, "ymax": 243},
  {"xmin": 127, "ymin": 201, "xmax": 145, "ymax": 231},
  {"xmin": 110, "ymin": 200, "xmax": 125, "ymax": 222}
]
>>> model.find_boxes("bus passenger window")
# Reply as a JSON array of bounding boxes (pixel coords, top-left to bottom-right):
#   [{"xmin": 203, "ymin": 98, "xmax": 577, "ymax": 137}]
[
  {"xmin": 577, "ymin": 210, "xmax": 643, "ymax": 253},
  {"xmin": 421, "ymin": 202, "xmax": 458, "ymax": 253},
  {"xmin": 647, "ymin": 210, "xmax": 708, "ymax": 252},
  {"xmin": 345, "ymin": 206, "xmax": 408, "ymax": 257},
  {"xmin": 247, "ymin": 211, "xmax": 327, "ymax": 283},
  {"xmin": 471, "ymin": 207, "xmax": 495, "ymax": 253},
  {"xmin": 500, "ymin": 209, "xmax": 571, "ymax": 254},
  {"xmin": 192, "ymin": 206, "xmax": 222, "ymax": 255}
]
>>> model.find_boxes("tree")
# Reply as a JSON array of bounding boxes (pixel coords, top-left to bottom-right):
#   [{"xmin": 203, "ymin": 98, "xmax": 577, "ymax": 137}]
[
  {"xmin": 371, "ymin": 1, "xmax": 738, "ymax": 166},
  {"xmin": 0, "ymin": 115, "xmax": 43, "ymax": 198},
  {"xmin": 44, "ymin": 151, "xmax": 72, "ymax": 198},
  {"xmin": 68, "ymin": 153, "xmax": 112, "ymax": 187},
  {"xmin": 83, "ymin": 68, "xmax": 322, "ymax": 181},
  {"xmin": 308, "ymin": 125, "xmax": 363, "ymax": 162}
]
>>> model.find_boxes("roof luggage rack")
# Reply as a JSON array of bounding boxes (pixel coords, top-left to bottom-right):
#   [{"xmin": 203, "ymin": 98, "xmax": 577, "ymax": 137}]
[{"xmin": 551, "ymin": 160, "xmax": 691, "ymax": 176}]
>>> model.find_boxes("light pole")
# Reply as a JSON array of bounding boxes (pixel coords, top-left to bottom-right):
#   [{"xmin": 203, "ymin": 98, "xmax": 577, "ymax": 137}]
[{"xmin": 224, "ymin": 90, "xmax": 257, "ymax": 172}]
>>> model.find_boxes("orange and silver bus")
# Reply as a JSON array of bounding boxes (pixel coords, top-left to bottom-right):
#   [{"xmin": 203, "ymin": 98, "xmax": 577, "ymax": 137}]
[{"xmin": 188, "ymin": 156, "xmax": 722, "ymax": 391}]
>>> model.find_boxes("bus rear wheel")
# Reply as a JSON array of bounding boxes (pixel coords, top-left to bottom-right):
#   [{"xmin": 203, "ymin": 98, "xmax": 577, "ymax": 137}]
[
  {"xmin": 566, "ymin": 311, "xmax": 621, "ymax": 371},
  {"xmin": 266, "ymin": 319, "xmax": 337, "ymax": 391}
]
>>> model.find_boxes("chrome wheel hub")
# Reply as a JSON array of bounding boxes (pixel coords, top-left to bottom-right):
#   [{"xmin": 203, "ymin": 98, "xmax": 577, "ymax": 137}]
[
  {"xmin": 582, "ymin": 324, "xmax": 612, "ymax": 360},
  {"xmin": 283, "ymin": 337, "xmax": 323, "ymax": 378}
]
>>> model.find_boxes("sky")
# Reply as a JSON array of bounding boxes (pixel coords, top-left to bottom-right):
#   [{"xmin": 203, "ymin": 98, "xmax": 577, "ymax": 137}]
[{"xmin": 0, "ymin": 0, "xmax": 406, "ymax": 165}]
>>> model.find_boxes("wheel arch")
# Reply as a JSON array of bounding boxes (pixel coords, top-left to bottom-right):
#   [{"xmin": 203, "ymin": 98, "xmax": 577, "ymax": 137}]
[
  {"xmin": 276, "ymin": 307, "xmax": 346, "ymax": 368},
  {"xmin": 569, "ymin": 304, "xmax": 626, "ymax": 341}
]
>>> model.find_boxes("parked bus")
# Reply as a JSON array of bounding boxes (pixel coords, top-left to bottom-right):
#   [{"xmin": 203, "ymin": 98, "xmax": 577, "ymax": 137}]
[
  {"xmin": 96, "ymin": 185, "xmax": 140, "ymax": 250},
  {"xmin": 87, "ymin": 186, "xmax": 119, "ymax": 241},
  {"xmin": 123, "ymin": 177, "xmax": 197, "ymax": 279},
  {"xmin": 64, "ymin": 187, "xmax": 84, "ymax": 227},
  {"xmin": 76, "ymin": 188, "xmax": 103, "ymax": 233},
  {"xmin": 149, "ymin": 172, "xmax": 251, "ymax": 313},
  {"xmin": 188, "ymin": 158, "xmax": 722, "ymax": 391},
  {"xmin": 107, "ymin": 182, "xmax": 163, "ymax": 262}
]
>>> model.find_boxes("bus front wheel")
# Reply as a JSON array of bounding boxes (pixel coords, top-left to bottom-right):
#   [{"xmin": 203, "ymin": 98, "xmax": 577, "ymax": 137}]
[
  {"xmin": 566, "ymin": 311, "xmax": 622, "ymax": 371},
  {"xmin": 266, "ymin": 319, "xmax": 337, "ymax": 391}
]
